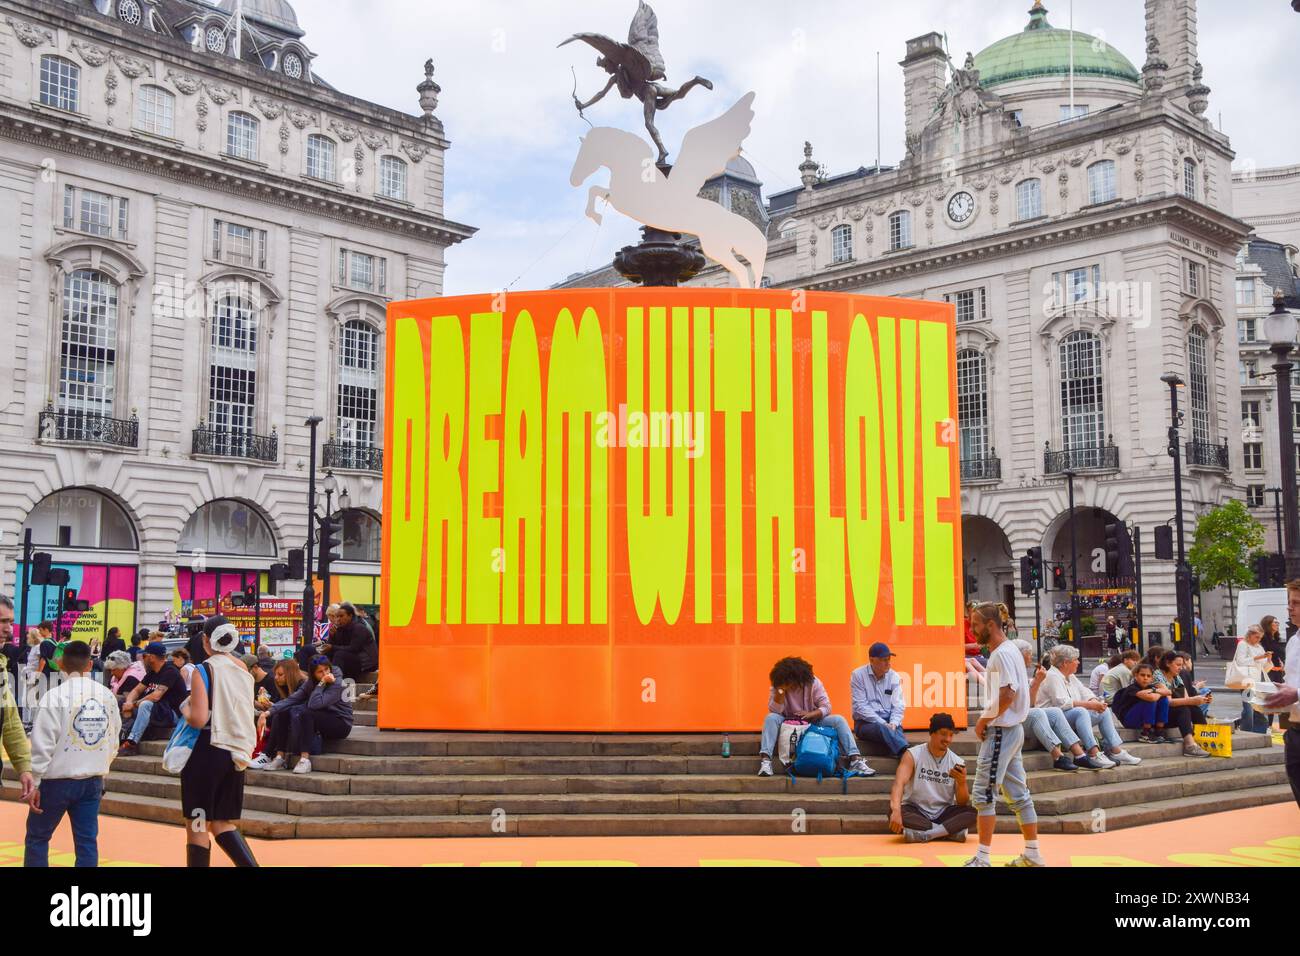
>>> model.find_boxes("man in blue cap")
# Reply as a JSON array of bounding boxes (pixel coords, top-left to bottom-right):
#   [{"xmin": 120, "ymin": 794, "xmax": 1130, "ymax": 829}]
[
  {"xmin": 118, "ymin": 641, "xmax": 187, "ymax": 756},
  {"xmin": 850, "ymin": 642, "xmax": 908, "ymax": 757}
]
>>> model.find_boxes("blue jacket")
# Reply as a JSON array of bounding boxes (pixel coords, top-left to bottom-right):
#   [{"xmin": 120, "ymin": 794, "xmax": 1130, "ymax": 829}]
[{"xmin": 269, "ymin": 665, "xmax": 353, "ymax": 729}]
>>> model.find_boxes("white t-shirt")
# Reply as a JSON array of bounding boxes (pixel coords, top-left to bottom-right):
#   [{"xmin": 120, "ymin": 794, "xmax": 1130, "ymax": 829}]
[
  {"xmin": 1089, "ymin": 663, "xmax": 1109, "ymax": 695},
  {"xmin": 902, "ymin": 743, "xmax": 965, "ymax": 818},
  {"xmin": 1286, "ymin": 628, "xmax": 1300, "ymax": 721},
  {"xmin": 982, "ymin": 640, "xmax": 1029, "ymax": 727}
]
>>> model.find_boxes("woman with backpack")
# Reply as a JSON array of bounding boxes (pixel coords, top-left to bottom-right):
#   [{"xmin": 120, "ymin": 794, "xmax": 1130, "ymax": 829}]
[
  {"xmin": 756, "ymin": 656, "xmax": 873, "ymax": 779},
  {"xmin": 179, "ymin": 616, "xmax": 258, "ymax": 867}
]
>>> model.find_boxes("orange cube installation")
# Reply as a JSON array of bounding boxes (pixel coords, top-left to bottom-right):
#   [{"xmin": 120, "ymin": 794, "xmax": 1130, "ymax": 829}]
[{"xmin": 379, "ymin": 288, "xmax": 965, "ymax": 732}]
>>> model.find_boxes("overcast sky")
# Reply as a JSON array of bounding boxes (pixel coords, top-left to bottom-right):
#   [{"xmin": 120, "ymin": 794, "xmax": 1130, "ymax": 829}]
[{"xmin": 291, "ymin": 0, "xmax": 1300, "ymax": 296}]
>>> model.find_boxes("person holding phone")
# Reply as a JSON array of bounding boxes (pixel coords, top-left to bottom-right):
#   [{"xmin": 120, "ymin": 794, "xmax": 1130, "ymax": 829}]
[
  {"xmin": 888, "ymin": 712, "xmax": 975, "ymax": 844},
  {"xmin": 1156, "ymin": 651, "xmax": 1212, "ymax": 757}
]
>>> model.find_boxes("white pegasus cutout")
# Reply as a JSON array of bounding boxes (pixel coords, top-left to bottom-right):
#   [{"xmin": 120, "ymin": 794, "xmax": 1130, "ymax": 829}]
[{"xmin": 570, "ymin": 92, "xmax": 768, "ymax": 289}]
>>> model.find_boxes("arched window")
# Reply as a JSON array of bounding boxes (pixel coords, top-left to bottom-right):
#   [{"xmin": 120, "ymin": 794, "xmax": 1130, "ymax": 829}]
[
  {"xmin": 178, "ymin": 499, "xmax": 275, "ymax": 557},
  {"xmin": 778, "ymin": 219, "xmax": 798, "ymax": 240},
  {"xmin": 208, "ymin": 287, "xmax": 258, "ymax": 443},
  {"xmin": 135, "ymin": 84, "xmax": 175, "ymax": 137},
  {"xmin": 307, "ymin": 134, "xmax": 336, "ymax": 182},
  {"xmin": 1187, "ymin": 326, "xmax": 1211, "ymax": 443},
  {"xmin": 59, "ymin": 270, "xmax": 118, "ymax": 417},
  {"xmin": 888, "ymin": 210, "xmax": 911, "ymax": 251},
  {"xmin": 956, "ymin": 348, "xmax": 989, "ymax": 462},
  {"xmin": 1059, "ymin": 331, "xmax": 1105, "ymax": 451},
  {"xmin": 340, "ymin": 510, "xmax": 381, "ymax": 563},
  {"xmin": 40, "ymin": 55, "xmax": 80, "ymax": 112},
  {"xmin": 338, "ymin": 319, "xmax": 379, "ymax": 449},
  {"xmin": 24, "ymin": 488, "xmax": 137, "ymax": 550},
  {"xmin": 1016, "ymin": 179, "xmax": 1042, "ymax": 220},
  {"xmin": 831, "ymin": 223, "xmax": 853, "ymax": 263},
  {"xmin": 1183, "ymin": 157, "xmax": 1198, "ymax": 200},
  {"xmin": 117, "ymin": 0, "xmax": 143, "ymax": 25},
  {"xmin": 1087, "ymin": 160, "xmax": 1116, "ymax": 204},
  {"xmin": 379, "ymin": 156, "xmax": 408, "ymax": 201},
  {"xmin": 226, "ymin": 111, "xmax": 259, "ymax": 161}
]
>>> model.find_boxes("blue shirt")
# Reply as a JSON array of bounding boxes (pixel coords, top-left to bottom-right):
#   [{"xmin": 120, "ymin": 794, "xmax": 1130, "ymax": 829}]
[{"xmin": 849, "ymin": 664, "xmax": 905, "ymax": 725}]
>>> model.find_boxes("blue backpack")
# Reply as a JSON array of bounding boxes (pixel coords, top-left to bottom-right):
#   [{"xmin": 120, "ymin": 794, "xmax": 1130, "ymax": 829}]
[{"xmin": 790, "ymin": 723, "xmax": 839, "ymax": 779}]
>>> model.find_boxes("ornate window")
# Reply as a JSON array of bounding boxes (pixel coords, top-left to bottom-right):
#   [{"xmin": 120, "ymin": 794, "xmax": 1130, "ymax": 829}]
[
  {"xmin": 179, "ymin": 499, "xmax": 275, "ymax": 557},
  {"xmin": 58, "ymin": 270, "xmax": 118, "ymax": 417},
  {"xmin": 1183, "ymin": 157, "xmax": 1198, "ymax": 200},
  {"xmin": 1087, "ymin": 160, "xmax": 1117, "ymax": 204},
  {"xmin": 24, "ymin": 489, "xmax": 137, "ymax": 550},
  {"xmin": 208, "ymin": 287, "xmax": 258, "ymax": 438},
  {"xmin": 1187, "ymin": 327, "xmax": 1211, "ymax": 444},
  {"xmin": 338, "ymin": 248, "xmax": 387, "ymax": 295},
  {"xmin": 888, "ymin": 210, "xmax": 911, "ymax": 251},
  {"xmin": 226, "ymin": 111, "xmax": 259, "ymax": 161},
  {"xmin": 283, "ymin": 52, "xmax": 304, "ymax": 79},
  {"xmin": 340, "ymin": 510, "xmax": 381, "ymax": 563},
  {"xmin": 212, "ymin": 219, "xmax": 268, "ymax": 271},
  {"xmin": 1016, "ymin": 179, "xmax": 1042, "ymax": 220},
  {"xmin": 944, "ymin": 288, "xmax": 986, "ymax": 324},
  {"xmin": 1051, "ymin": 264, "xmax": 1101, "ymax": 310},
  {"xmin": 118, "ymin": 0, "xmax": 142, "ymax": 26},
  {"xmin": 379, "ymin": 156, "xmax": 408, "ymax": 201},
  {"xmin": 1059, "ymin": 331, "xmax": 1105, "ymax": 450},
  {"xmin": 39, "ymin": 56, "xmax": 80, "ymax": 112},
  {"xmin": 956, "ymin": 349, "xmax": 989, "ymax": 461},
  {"xmin": 63, "ymin": 186, "xmax": 129, "ymax": 241},
  {"xmin": 205, "ymin": 25, "xmax": 227, "ymax": 54},
  {"xmin": 337, "ymin": 319, "xmax": 379, "ymax": 448},
  {"xmin": 306, "ymin": 134, "xmax": 336, "ymax": 182},
  {"xmin": 831, "ymin": 224, "xmax": 853, "ymax": 263},
  {"xmin": 135, "ymin": 85, "xmax": 175, "ymax": 137}
]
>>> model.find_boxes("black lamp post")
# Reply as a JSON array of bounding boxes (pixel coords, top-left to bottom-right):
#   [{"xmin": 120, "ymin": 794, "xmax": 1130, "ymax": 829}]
[
  {"xmin": 320, "ymin": 469, "xmax": 338, "ymax": 609},
  {"xmin": 302, "ymin": 416, "xmax": 324, "ymax": 648},
  {"xmin": 1063, "ymin": 469, "xmax": 1082, "ymax": 651},
  {"xmin": 1266, "ymin": 487, "xmax": 1284, "ymax": 559},
  {"xmin": 1265, "ymin": 289, "xmax": 1300, "ymax": 580},
  {"xmin": 1161, "ymin": 373, "xmax": 1194, "ymax": 663}
]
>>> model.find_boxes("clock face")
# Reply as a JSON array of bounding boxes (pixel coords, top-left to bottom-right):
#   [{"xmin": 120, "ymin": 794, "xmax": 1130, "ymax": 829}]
[
  {"xmin": 284, "ymin": 54, "xmax": 304, "ymax": 79},
  {"xmin": 948, "ymin": 191, "xmax": 976, "ymax": 224}
]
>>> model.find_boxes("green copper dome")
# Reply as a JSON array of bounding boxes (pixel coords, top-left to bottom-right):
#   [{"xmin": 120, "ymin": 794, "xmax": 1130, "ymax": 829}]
[{"xmin": 973, "ymin": 2, "xmax": 1140, "ymax": 90}]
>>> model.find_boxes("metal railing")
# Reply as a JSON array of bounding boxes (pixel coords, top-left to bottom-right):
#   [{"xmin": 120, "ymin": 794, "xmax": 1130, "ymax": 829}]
[
  {"xmin": 1185, "ymin": 439, "xmax": 1229, "ymax": 469},
  {"xmin": 323, "ymin": 440, "xmax": 383, "ymax": 473},
  {"xmin": 192, "ymin": 425, "xmax": 278, "ymax": 463},
  {"xmin": 960, "ymin": 454, "xmax": 1001, "ymax": 482},
  {"xmin": 39, "ymin": 408, "xmax": 138, "ymax": 448},
  {"xmin": 1044, "ymin": 440, "xmax": 1119, "ymax": 474}
]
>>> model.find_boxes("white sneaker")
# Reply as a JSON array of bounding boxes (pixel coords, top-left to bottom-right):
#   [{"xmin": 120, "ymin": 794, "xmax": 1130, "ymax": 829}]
[
  {"xmin": 962, "ymin": 855, "xmax": 991, "ymax": 867},
  {"xmin": 1091, "ymin": 751, "xmax": 1116, "ymax": 769},
  {"xmin": 1109, "ymin": 749, "xmax": 1141, "ymax": 766},
  {"xmin": 757, "ymin": 757, "xmax": 773, "ymax": 777},
  {"xmin": 1005, "ymin": 853, "xmax": 1047, "ymax": 867},
  {"xmin": 263, "ymin": 755, "xmax": 287, "ymax": 771},
  {"xmin": 903, "ymin": 828, "xmax": 931, "ymax": 843},
  {"xmin": 249, "ymin": 753, "xmax": 272, "ymax": 770},
  {"xmin": 292, "ymin": 757, "xmax": 313, "ymax": 775},
  {"xmin": 848, "ymin": 756, "xmax": 876, "ymax": 777}
]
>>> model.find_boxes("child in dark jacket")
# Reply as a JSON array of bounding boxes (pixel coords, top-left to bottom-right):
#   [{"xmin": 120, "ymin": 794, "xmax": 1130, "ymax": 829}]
[{"xmin": 251, "ymin": 656, "xmax": 352, "ymax": 775}]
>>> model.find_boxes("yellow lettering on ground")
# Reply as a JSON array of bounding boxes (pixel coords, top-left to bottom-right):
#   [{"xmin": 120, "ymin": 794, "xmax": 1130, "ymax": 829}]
[
  {"xmin": 817, "ymin": 856, "xmax": 923, "ymax": 867},
  {"xmin": 535, "ymin": 860, "xmax": 638, "ymax": 867},
  {"xmin": 698, "ymin": 858, "xmax": 800, "ymax": 867},
  {"xmin": 1069, "ymin": 857, "xmax": 1156, "ymax": 867}
]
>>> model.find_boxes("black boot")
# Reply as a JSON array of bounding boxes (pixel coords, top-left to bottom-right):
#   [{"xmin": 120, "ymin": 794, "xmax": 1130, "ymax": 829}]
[
  {"xmin": 214, "ymin": 829, "xmax": 260, "ymax": 868},
  {"xmin": 186, "ymin": 843, "xmax": 211, "ymax": 868}
]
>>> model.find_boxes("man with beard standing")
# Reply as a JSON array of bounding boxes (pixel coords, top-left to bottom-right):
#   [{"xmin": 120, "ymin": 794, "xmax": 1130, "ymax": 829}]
[{"xmin": 964, "ymin": 602, "xmax": 1045, "ymax": 867}]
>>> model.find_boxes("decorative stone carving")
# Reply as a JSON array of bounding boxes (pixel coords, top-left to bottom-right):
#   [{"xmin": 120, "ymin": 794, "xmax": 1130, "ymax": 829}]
[
  {"xmin": 928, "ymin": 185, "xmax": 947, "ymax": 202},
  {"xmin": 1174, "ymin": 133, "xmax": 1190, "ymax": 156},
  {"xmin": 204, "ymin": 84, "xmax": 240, "ymax": 106},
  {"xmin": 330, "ymin": 120, "xmax": 360, "ymax": 142},
  {"xmin": 970, "ymin": 175, "xmax": 991, "ymax": 192},
  {"xmin": 166, "ymin": 69, "xmax": 202, "ymax": 95},
  {"xmin": 1059, "ymin": 170, "xmax": 1070, "ymax": 201},
  {"xmin": 904, "ymin": 191, "xmax": 926, "ymax": 207},
  {"xmin": 1033, "ymin": 156, "xmax": 1058, "ymax": 174},
  {"xmin": 417, "ymin": 59, "xmax": 441, "ymax": 119},
  {"xmin": 869, "ymin": 200, "xmax": 890, "ymax": 217},
  {"xmin": 1105, "ymin": 136, "xmax": 1136, "ymax": 156},
  {"xmin": 812, "ymin": 212, "xmax": 835, "ymax": 230},
  {"xmin": 1065, "ymin": 146, "xmax": 1094, "ymax": 167},
  {"xmin": 399, "ymin": 141, "xmax": 428, "ymax": 164},
  {"xmin": 5, "ymin": 16, "xmax": 53, "ymax": 48},
  {"xmin": 252, "ymin": 95, "xmax": 283, "ymax": 120},
  {"xmin": 70, "ymin": 39, "xmax": 111, "ymax": 67},
  {"xmin": 989, "ymin": 186, "xmax": 999, "ymax": 218},
  {"xmin": 286, "ymin": 107, "xmax": 316, "ymax": 130},
  {"xmin": 996, "ymin": 165, "xmax": 1020, "ymax": 185},
  {"xmin": 105, "ymin": 70, "xmax": 118, "ymax": 110},
  {"xmin": 846, "ymin": 204, "xmax": 866, "ymax": 221},
  {"xmin": 196, "ymin": 97, "xmax": 209, "ymax": 133},
  {"xmin": 354, "ymin": 144, "xmax": 365, "ymax": 184},
  {"xmin": 361, "ymin": 130, "xmax": 390, "ymax": 151},
  {"xmin": 279, "ymin": 122, "xmax": 290, "ymax": 155},
  {"xmin": 112, "ymin": 53, "xmax": 153, "ymax": 78}
]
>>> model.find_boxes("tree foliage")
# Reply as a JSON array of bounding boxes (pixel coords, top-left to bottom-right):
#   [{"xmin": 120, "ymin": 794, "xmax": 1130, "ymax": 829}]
[{"xmin": 1187, "ymin": 499, "xmax": 1265, "ymax": 593}]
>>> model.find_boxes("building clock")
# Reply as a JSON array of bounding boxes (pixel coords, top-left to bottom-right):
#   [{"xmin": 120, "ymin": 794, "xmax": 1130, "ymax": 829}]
[{"xmin": 947, "ymin": 190, "xmax": 976, "ymax": 225}]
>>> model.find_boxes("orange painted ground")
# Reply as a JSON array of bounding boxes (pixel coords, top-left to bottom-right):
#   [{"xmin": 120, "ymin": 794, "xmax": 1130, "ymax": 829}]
[{"xmin": 0, "ymin": 802, "xmax": 1296, "ymax": 867}]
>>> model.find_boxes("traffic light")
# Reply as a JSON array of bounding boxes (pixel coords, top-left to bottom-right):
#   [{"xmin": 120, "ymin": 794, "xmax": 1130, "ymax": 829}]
[
  {"xmin": 63, "ymin": 589, "xmax": 89, "ymax": 613},
  {"xmin": 30, "ymin": 552, "xmax": 52, "ymax": 586},
  {"xmin": 317, "ymin": 515, "xmax": 343, "ymax": 580},
  {"xmin": 1028, "ymin": 546, "xmax": 1044, "ymax": 589},
  {"xmin": 1103, "ymin": 521, "xmax": 1135, "ymax": 579},
  {"xmin": 244, "ymin": 582, "xmax": 257, "ymax": 606},
  {"xmin": 1051, "ymin": 563, "xmax": 1066, "ymax": 589},
  {"xmin": 1019, "ymin": 555, "xmax": 1033, "ymax": 595},
  {"xmin": 286, "ymin": 548, "xmax": 305, "ymax": 580},
  {"xmin": 1153, "ymin": 525, "xmax": 1174, "ymax": 560},
  {"xmin": 268, "ymin": 562, "xmax": 291, "ymax": 584}
]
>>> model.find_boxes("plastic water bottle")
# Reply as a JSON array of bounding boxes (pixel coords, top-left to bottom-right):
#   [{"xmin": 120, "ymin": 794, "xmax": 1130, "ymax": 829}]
[{"xmin": 721, "ymin": 733, "xmax": 731, "ymax": 758}]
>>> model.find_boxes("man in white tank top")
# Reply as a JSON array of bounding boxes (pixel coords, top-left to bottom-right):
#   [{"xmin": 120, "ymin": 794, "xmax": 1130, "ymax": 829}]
[{"xmin": 888, "ymin": 712, "xmax": 976, "ymax": 843}]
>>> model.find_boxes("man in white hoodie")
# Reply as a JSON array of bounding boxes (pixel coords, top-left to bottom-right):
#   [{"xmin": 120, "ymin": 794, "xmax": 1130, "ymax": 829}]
[{"xmin": 24, "ymin": 641, "xmax": 121, "ymax": 867}]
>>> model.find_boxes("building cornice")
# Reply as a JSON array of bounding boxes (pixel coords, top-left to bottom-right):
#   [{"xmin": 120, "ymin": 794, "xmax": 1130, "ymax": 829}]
[{"xmin": 0, "ymin": 102, "xmax": 476, "ymax": 246}]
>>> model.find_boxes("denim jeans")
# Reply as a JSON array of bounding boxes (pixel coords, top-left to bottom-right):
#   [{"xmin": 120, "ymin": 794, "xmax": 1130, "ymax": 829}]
[
  {"xmin": 853, "ymin": 718, "xmax": 909, "ymax": 756},
  {"xmin": 1064, "ymin": 706, "xmax": 1124, "ymax": 752},
  {"xmin": 1240, "ymin": 698, "xmax": 1272, "ymax": 734},
  {"xmin": 25, "ymin": 777, "xmax": 103, "ymax": 867},
  {"xmin": 1119, "ymin": 697, "xmax": 1170, "ymax": 729},
  {"xmin": 1023, "ymin": 707, "xmax": 1079, "ymax": 752},
  {"xmin": 127, "ymin": 698, "xmax": 175, "ymax": 742},
  {"xmin": 760, "ymin": 712, "xmax": 860, "ymax": 759}
]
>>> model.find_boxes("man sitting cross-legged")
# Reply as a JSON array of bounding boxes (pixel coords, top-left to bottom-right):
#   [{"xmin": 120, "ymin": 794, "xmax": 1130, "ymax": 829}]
[{"xmin": 888, "ymin": 712, "xmax": 977, "ymax": 844}]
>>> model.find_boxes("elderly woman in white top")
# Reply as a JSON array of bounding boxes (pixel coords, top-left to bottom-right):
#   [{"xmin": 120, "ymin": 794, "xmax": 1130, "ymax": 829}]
[
  {"xmin": 1036, "ymin": 644, "xmax": 1142, "ymax": 768},
  {"xmin": 1233, "ymin": 625, "xmax": 1275, "ymax": 734}
]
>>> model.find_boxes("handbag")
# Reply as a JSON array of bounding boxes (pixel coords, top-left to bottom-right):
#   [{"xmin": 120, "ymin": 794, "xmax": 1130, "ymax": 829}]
[
  {"xmin": 777, "ymin": 719, "xmax": 808, "ymax": 765},
  {"xmin": 161, "ymin": 663, "xmax": 212, "ymax": 775},
  {"xmin": 1223, "ymin": 658, "xmax": 1252, "ymax": 690}
]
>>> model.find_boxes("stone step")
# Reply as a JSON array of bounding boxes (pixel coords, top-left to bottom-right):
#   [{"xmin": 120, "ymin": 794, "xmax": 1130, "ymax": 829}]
[
  {"xmin": 995, "ymin": 764, "xmax": 1290, "ymax": 816},
  {"xmin": 1047, "ymin": 784, "xmax": 1297, "ymax": 834}
]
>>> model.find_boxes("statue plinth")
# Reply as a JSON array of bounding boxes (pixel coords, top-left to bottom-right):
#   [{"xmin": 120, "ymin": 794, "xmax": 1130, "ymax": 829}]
[{"xmin": 612, "ymin": 162, "xmax": 705, "ymax": 287}]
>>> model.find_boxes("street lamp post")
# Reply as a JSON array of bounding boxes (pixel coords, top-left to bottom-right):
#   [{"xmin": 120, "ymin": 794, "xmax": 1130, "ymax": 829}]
[
  {"xmin": 321, "ymin": 470, "xmax": 338, "ymax": 610},
  {"xmin": 1161, "ymin": 373, "xmax": 1194, "ymax": 665},
  {"xmin": 1064, "ymin": 469, "xmax": 1082, "ymax": 652},
  {"xmin": 302, "ymin": 416, "xmax": 324, "ymax": 650},
  {"xmin": 1265, "ymin": 290, "xmax": 1300, "ymax": 580},
  {"xmin": 1266, "ymin": 487, "xmax": 1284, "ymax": 558}
]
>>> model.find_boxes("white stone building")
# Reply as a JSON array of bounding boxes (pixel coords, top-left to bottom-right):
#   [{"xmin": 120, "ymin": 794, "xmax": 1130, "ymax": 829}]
[
  {"xmin": 0, "ymin": 0, "xmax": 473, "ymax": 639},
  {"xmin": 561, "ymin": 0, "xmax": 1252, "ymax": 642}
]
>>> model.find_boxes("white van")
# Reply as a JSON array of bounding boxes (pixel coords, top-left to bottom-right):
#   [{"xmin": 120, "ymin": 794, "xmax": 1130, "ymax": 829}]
[{"xmin": 1235, "ymin": 587, "xmax": 1287, "ymax": 639}]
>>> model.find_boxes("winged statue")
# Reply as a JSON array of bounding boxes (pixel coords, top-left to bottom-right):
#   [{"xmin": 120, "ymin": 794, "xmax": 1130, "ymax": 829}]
[{"xmin": 560, "ymin": 1, "xmax": 713, "ymax": 165}]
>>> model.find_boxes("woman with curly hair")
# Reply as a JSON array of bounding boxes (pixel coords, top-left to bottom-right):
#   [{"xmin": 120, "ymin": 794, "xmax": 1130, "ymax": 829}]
[{"xmin": 757, "ymin": 656, "xmax": 873, "ymax": 778}]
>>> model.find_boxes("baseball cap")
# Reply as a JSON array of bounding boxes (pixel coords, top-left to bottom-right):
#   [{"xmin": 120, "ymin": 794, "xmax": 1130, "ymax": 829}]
[
  {"xmin": 144, "ymin": 642, "xmax": 168, "ymax": 657},
  {"xmin": 868, "ymin": 642, "xmax": 895, "ymax": 659},
  {"xmin": 241, "ymin": 654, "xmax": 260, "ymax": 670},
  {"xmin": 928, "ymin": 713, "xmax": 957, "ymax": 734}
]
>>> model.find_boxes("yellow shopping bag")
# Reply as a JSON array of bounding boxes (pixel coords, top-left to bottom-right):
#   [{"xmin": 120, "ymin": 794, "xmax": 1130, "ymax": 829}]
[{"xmin": 1194, "ymin": 723, "xmax": 1233, "ymax": 757}]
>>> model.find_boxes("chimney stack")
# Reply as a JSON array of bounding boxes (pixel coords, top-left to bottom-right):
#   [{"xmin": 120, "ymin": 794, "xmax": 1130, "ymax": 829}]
[{"xmin": 901, "ymin": 33, "xmax": 947, "ymax": 148}]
